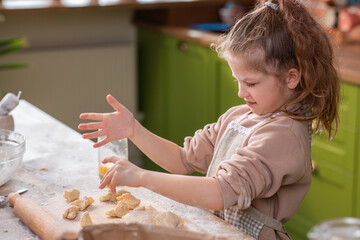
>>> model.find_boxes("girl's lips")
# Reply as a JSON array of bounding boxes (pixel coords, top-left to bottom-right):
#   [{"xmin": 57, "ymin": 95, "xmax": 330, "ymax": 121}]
[{"xmin": 246, "ymin": 101, "xmax": 256, "ymax": 106}]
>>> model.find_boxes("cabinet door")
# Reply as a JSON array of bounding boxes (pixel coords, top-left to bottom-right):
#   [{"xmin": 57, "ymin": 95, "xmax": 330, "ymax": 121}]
[
  {"xmin": 286, "ymin": 82, "xmax": 359, "ymax": 240},
  {"xmin": 215, "ymin": 56, "xmax": 245, "ymax": 116},
  {"xmin": 353, "ymin": 84, "xmax": 360, "ymax": 218},
  {"xmin": 165, "ymin": 36, "xmax": 217, "ymax": 145},
  {"xmin": 138, "ymin": 28, "xmax": 167, "ymax": 138},
  {"xmin": 311, "ymin": 83, "xmax": 358, "ymax": 172},
  {"xmin": 138, "ymin": 28, "xmax": 169, "ymax": 172}
]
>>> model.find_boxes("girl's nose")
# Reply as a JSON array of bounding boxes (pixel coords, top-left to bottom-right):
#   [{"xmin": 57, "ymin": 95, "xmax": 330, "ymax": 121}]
[{"xmin": 238, "ymin": 85, "xmax": 248, "ymax": 99}]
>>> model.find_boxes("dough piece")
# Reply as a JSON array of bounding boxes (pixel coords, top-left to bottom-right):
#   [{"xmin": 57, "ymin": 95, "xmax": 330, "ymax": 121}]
[
  {"xmin": 70, "ymin": 196, "xmax": 94, "ymax": 211},
  {"xmin": 105, "ymin": 209, "xmax": 117, "ymax": 217},
  {"xmin": 105, "ymin": 202, "xmax": 130, "ymax": 218},
  {"xmin": 62, "ymin": 205, "xmax": 79, "ymax": 220},
  {"xmin": 146, "ymin": 205, "xmax": 156, "ymax": 211},
  {"xmin": 153, "ymin": 211, "xmax": 183, "ymax": 228},
  {"xmin": 134, "ymin": 206, "xmax": 146, "ymax": 211},
  {"xmin": 63, "ymin": 189, "xmax": 80, "ymax": 202},
  {"xmin": 116, "ymin": 193, "xmax": 141, "ymax": 210},
  {"xmin": 105, "ymin": 193, "xmax": 140, "ymax": 218},
  {"xmin": 99, "ymin": 189, "xmax": 129, "ymax": 202},
  {"xmin": 121, "ymin": 210, "xmax": 157, "ymax": 225},
  {"xmin": 80, "ymin": 211, "xmax": 93, "ymax": 227},
  {"xmin": 134, "ymin": 205, "xmax": 155, "ymax": 211},
  {"xmin": 122, "ymin": 210, "xmax": 183, "ymax": 228}
]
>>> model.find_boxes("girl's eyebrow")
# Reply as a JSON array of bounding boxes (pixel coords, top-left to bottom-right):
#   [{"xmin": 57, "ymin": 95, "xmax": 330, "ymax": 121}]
[{"xmin": 233, "ymin": 76, "xmax": 253, "ymax": 83}]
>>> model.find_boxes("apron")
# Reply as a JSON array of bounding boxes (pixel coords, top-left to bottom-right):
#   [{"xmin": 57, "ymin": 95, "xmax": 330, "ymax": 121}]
[{"xmin": 206, "ymin": 111, "xmax": 289, "ymax": 239}]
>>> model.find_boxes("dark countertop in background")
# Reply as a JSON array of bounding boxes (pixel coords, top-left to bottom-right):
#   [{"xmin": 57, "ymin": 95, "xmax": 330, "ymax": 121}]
[{"xmin": 0, "ymin": 0, "xmax": 245, "ymax": 11}]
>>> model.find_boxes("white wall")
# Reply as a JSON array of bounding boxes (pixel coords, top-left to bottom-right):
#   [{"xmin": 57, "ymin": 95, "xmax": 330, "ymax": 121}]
[
  {"xmin": 0, "ymin": 8, "xmax": 142, "ymax": 165},
  {"xmin": 0, "ymin": 8, "xmax": 137, "ymax": 130}
]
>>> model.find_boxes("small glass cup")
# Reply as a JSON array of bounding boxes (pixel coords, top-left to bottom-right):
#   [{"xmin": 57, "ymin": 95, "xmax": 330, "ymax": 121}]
[{"xmin": 98, "ymin": 137, "xmax": 128, "ymax": 179}]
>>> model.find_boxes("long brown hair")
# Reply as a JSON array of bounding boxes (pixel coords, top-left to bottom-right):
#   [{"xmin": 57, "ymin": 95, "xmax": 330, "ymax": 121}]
[{"xmin": 214, "ymin": 0, "xmax": 340, "ymax": 138}]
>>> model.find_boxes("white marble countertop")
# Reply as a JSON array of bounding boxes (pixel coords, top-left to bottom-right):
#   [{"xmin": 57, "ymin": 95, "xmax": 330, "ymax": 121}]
[{"xmin": 0, "ymin": 100, "xmax": 253, "ymax": 240}]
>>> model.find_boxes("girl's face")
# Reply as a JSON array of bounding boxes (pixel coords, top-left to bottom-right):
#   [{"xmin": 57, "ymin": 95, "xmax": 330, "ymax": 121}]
[{"xmin": 227, "ymin": 52, "xmax": 296, "ymax": 115}]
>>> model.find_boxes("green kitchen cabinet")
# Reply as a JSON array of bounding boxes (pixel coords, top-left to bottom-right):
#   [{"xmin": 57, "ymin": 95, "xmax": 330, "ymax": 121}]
[
  {"xmin": 137, "ymin": 28, "xmax": 169, "ymax": 172},
  {"xmin": 286, "ymin": 82, "xmax": 360, "ymax": 240},
  {"xmin": 138, "ymin": 28, "xmax": 167, "ymax": 138},
  {"xmin": 164, "ymin": 35, "xmax": 217, "ymax": 145},
  {"xmin": 138, "ymin": 27, "xmax": 218, "ymax": 172},
  {"xmin": 138, "ymin": 27, "xmax": 217, "ymax": 146},
  {"xmin": 138, "ymin": 27, "xmax": 244, "ymax": 171}
]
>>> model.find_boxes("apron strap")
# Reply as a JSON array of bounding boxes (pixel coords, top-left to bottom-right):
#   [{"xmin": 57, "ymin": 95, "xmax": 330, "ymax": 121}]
[{"xmin": 243, "ymin": 206, "xmax": 288, "ymax": 234}]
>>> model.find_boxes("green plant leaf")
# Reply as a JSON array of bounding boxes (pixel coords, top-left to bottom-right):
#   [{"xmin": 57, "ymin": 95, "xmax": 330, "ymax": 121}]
[
  {"xmin": 0, "ymin": 63, "xmax": 29, "ymax": 70},
  {"xmin": 0, "ymin": 17, "xmax": 29, "ymax": 72},
  {"xmin": 0, "ymin": 37, "xmax": 28, "ymax": 56},
  {"xmin": 0, "ymin": 37, "xmax": 25, "ymax": 46}
]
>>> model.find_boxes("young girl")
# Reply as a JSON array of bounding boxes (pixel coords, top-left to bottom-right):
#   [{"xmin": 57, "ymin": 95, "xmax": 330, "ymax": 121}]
[{"xmin": 78, "ymin": 0, "xmax": 340, "ymax": 239}]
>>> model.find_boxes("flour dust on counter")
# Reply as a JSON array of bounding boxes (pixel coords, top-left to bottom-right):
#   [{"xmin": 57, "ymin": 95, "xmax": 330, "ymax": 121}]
[{"xmin": 1, "ymin": 100, "xmax": 253, "ymax": 240}]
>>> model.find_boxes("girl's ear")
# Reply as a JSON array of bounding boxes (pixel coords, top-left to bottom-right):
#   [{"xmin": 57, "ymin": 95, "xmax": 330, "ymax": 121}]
[{"xmin": 286, "ymin": 68, "xmax": 301, "ymax": 89}]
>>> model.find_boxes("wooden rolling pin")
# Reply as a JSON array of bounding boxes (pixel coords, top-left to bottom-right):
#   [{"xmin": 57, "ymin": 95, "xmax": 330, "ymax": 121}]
[{"xmin": 8, "ymin": 193, "xmax": 78, "ymax": 240}]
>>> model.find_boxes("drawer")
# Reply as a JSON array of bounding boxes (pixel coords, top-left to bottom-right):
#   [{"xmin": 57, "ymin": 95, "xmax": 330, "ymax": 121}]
[
  {"xmin": 286, "ymin": 169, "xmax": 354, "ymax": 239},
  {"xmin": 340, "ymin": 82, "xmax": 359, "ymax": 127},
  {"xmin": 311, "ymin": 122, "xmax": 357, "ymax": 172}
]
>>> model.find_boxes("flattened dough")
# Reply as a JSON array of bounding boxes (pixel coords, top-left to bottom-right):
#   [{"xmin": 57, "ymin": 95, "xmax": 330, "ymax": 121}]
[
  {"xmin": 122, "ymin": 210, "xmax": 183, "ymax": 228},
  {"xmin": 154, "ymin": 211, "xmax": 183, "ymax": 228}
]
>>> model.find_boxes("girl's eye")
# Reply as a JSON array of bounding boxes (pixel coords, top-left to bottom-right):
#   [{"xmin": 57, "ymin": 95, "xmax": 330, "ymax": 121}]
[{"xmin": 246, "ymin": 83, "xmax": 256, "ymax": 87}]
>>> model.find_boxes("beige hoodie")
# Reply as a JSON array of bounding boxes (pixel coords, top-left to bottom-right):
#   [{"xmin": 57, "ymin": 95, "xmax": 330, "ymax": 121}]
[{"xmin": 179, "ymin": 105, "xmax": 312, "ymax": 239}]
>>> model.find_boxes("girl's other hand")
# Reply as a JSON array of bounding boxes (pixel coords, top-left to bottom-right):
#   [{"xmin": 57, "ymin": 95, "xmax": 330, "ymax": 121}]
[
  {"xmin": 98, "ymin": 156, "xmax": 144, "ymax": 193},
  {"xmin": 78, "ymin": 94, "xmax": 135, "ymax": 148}
]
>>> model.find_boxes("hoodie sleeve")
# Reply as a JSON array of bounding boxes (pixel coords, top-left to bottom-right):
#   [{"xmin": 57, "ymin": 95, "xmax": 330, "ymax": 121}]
[
  {"xmin": 179, "ymin": 106, "xmax": 247, "ymax": 174},
  {"xmin": 215, "ymin": 119, "xmax": 310, "ymax": 209}
]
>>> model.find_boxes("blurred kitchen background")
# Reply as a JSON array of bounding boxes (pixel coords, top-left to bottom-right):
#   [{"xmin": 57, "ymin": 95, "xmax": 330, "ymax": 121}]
[{"xmin": 1, "ymin": 0, "xmax": 360, "ymax": 239}]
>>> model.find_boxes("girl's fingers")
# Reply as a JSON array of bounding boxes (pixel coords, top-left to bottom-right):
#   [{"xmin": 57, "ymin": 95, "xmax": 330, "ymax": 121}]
[
  {"xmin": 80, "ymin": 113, "xmax": 104, "ymax": 121},
  {"xmin": 99, "ymin": 168, "xmax": 114, "ymax": 189},
  {"xmin": 82, "ymin": 130, "xmax": 105, "ymax": 140},
  {"xmin": 107, "ymin": 94, "xmax": 125, "ymax": 113},
  {"xmin": 109, "ymin": 174, "xmax": 117, "ymax": 194},
  {"xmin": 102, "ymin": 156, "xmax": 119, "ymax": 164},
  {"xmin": 93, "ymin": 137, "xmax": 112, "ymax": 148},
  {"xmin": 78, "ymin": 122, "xmax": 103, "ymax": 131},
  {"xmin": 99, "ymin": 177, "xmax": 107, "ymax": 189},
  {"xmin": 99, "ymin": 179, "xmax": 108, "ymax": 189},
  {"xmin": 101, "ymin": 165, "xmax": 114, "ymax": 181}
]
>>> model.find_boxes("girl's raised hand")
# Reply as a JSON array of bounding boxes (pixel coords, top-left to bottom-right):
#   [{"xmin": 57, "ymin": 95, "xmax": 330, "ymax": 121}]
[
  {"xmin": 99, "ymin": 156, "xmax": 144, "ymax": 193},
  {"xmin": 78, "ymin": 94, "xmax": 135, "ymax": 148}
]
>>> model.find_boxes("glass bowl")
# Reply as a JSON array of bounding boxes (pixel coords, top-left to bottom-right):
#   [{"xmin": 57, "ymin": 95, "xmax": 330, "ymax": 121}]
[
  {"xmin": 0, "ymin": 129, "xmax": 26, "ymax": 186},
  {"xmin": 308, "ymin": 217, "xmax": 360, "ymax": 240}
]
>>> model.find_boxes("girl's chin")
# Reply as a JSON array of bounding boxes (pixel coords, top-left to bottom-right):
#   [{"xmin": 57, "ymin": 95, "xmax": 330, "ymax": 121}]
[{"xmin": 248, "ymin": 106, "xmax": 267, "ymax": 116}]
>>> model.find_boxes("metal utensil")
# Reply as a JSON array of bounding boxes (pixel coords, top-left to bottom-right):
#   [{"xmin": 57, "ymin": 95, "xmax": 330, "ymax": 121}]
[{"xmin": 0, "ymin": 188, "xmax": 28, "ymax": 207}]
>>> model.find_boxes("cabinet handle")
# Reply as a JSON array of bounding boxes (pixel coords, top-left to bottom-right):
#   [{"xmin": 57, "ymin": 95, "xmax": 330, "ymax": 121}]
[
  {"xmin": 178, "ymin": 41, "xmax": 188, "ymax": 51},
  {"xmin": 311, "ymin": 160, "xmax": 319, "ymax": 175}
]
